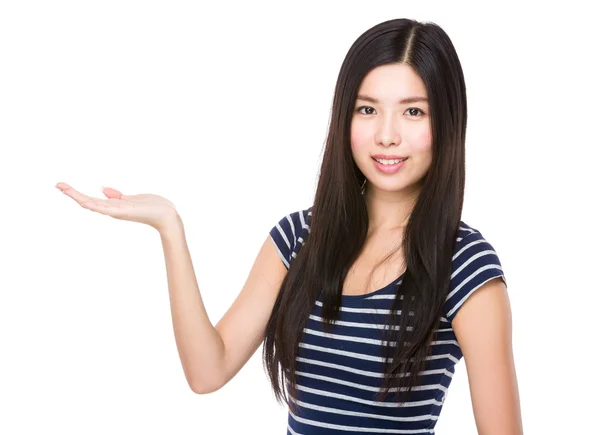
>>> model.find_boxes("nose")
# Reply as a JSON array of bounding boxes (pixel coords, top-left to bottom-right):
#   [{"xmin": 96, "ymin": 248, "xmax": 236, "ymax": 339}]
[{"xmin": 375, "ymin": 113, "xmax": 401, "ymax": 147}]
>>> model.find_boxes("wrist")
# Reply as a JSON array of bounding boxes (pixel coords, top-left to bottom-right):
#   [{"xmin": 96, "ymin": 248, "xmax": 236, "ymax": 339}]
[{"xmin": 158, "ymin": 211, "xmax": 184, "ymax": 238}]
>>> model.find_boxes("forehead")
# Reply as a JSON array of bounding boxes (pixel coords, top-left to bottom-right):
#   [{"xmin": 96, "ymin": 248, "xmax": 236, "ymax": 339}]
[{"xmin": 358, "ymin": 63, "xmax": 427, "ymax": 100}]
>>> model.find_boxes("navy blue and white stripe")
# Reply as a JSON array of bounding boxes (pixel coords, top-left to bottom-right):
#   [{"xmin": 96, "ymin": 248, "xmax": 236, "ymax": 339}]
[{"xmin": 269, "ymin": 207, "xmax": 506, "ymax": 434}]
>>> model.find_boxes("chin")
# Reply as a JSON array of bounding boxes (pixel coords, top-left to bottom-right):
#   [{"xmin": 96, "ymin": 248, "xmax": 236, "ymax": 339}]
[{"xmin": 370, "ymin": 183, "xmax": 409, "ymax": 193}]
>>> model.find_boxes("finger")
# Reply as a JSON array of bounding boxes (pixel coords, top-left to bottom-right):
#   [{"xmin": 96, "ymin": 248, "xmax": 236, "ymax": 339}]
[
  {"xmin": 81, "ymin": 199, "xmax": 110, "ymax": 211},
  {"xmin": 101, "ymin": 186, "xmax": 124, "ymax": 199},
  {"xmin": 57, "ymin": 183, "xmax": 96, "ymax": 206},
  {"xmin": 80, "ymin": 198, "xmax": 126, "ymax": 217},
  {"xmin": 56, "ymin": 182, "xmax": 73, "ymax": 192}
]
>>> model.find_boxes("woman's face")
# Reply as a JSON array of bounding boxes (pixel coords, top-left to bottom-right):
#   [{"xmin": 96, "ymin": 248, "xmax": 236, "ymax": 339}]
[{"xmin": 350, "ymin": 63, "xmax": 433, "ymax": 195}]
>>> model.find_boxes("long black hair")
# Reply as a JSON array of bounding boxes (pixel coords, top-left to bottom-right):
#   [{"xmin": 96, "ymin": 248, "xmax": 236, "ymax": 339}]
[{"xmin": 263, "ymin": 18, "xmax": 467, "ymax": 406}]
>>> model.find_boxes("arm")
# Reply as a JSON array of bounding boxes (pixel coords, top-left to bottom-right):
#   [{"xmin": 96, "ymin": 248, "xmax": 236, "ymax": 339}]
[
  {"xmin": 160, "ymin": 217, "xmax": 287, "ymax": 394},
  {"xmin": 452, "ymin": 277, "xmax": 524, "ymax": 435}
]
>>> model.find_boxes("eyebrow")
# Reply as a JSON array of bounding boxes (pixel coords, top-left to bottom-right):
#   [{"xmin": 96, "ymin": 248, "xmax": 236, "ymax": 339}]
[{"xmin": 356, "ymin": 94, "xmax": 428, "ymax": 104}]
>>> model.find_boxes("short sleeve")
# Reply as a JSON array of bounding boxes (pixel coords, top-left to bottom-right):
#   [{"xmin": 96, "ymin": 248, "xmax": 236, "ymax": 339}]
[
  {"xmin": 444, "ymin": 230, "xmax": 507, "ymax": 324},
  {"xmin": 268, "ymin": 208, "xmax": 311, "ymax": 270}
]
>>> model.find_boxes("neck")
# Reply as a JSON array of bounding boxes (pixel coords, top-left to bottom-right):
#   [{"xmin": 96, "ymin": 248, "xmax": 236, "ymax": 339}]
[{"xmin": 363, "ymin": 182, "xmax": 421, "ymax": 233}]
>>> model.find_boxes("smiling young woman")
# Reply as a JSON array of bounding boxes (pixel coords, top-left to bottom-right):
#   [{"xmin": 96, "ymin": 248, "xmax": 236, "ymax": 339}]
[
  {"xmin": 57, "ymin": 17, "xmax": 523, "ymax": 435},
  {"xmin": 263, "ymin": 18, "xmax": 523, "ymax": 435}
]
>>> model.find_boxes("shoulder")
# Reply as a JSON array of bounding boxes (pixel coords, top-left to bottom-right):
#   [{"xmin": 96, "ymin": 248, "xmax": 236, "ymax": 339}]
[
  {"xmin": 453, "ymin": 221, "xmax": 502, "ymax": 264},
  {"xmin": 444, "ymin": 221, "xmax": 507, "ymax": 324},
  {"xmin": 268, "ymin": 206, "xmax": 312, "ymax": 269}
]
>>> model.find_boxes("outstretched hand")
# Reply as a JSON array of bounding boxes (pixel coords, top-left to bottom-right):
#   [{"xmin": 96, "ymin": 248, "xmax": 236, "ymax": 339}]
[{"xmin": 55, "ymin": 182, "xmax": 180, "ymax": 233}]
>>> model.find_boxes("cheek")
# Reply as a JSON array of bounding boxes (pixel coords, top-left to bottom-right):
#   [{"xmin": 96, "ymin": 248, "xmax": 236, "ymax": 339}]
[
  {"xmin": 350, "ymin": 122, "xmax": 370, "ymax": 153},
  {"xmin": 411, "ymin": 129, "xmax": 433, "ymax": 173},
  {"xmin": 410, "ymin": 128, "xmax": 432, "ymax": 153}
]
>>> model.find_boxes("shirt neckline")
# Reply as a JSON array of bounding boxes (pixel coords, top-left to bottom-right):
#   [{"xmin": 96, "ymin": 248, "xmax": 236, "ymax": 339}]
[{"xmin": 340, "ymin": 271, "xmax": 406, "ymax": 300}]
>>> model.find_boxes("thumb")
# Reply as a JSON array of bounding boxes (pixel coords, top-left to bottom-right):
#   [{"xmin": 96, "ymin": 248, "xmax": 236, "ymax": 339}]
[{"xmin": 101, "ymin": 186, "xmax": 126, "ymax": 199}]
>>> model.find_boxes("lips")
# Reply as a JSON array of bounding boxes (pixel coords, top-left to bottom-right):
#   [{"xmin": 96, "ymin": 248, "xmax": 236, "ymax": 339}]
[
  {"xmin": 372, "ymin": 155, "xmax": 408, "ymax": 160},
  {"xmin": 372, "ymin": 157, "xmax": 407, "ymax": 173},
  {"xmin": 372, "ymin": 157, "xmax": 408, "ymax": 162}
]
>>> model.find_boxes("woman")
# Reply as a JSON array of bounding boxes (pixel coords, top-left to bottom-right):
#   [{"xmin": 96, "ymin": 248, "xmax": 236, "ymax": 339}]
[{"xmin": 56, "ymin": 18, "xmax": 523, "ymax": 435}]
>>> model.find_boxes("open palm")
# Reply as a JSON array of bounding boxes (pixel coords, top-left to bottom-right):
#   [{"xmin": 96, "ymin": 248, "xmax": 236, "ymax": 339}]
[{"xmin": 56, "ymin": 182, "xmax": 179, "ymax": 232}]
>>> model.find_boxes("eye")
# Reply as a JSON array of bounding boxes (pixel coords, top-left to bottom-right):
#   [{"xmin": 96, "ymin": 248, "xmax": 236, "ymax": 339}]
[
  {"xmin": 356, "ymin": 106, "xmax": 375, "ymax": 115},
  {"xmin": 405, "ymin": 108, "xmax": 425, "ymax": 117}
]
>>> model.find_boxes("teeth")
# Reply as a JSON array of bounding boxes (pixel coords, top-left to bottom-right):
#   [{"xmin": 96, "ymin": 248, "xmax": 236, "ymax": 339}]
[{"xmin": 375, "ymin": 158, "xmax": 406, "ymax": 165}]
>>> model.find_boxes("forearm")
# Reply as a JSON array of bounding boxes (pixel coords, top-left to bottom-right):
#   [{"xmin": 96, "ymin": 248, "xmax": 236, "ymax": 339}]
[{"xmin": 159, "ymin": 217, "xmax": 225, "ymax": 393}]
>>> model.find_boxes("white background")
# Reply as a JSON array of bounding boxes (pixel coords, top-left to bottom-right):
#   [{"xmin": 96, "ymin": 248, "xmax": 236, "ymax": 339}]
[{"xmin": 1, "ymin": 1, "xmax": 599, "ymax": 433}]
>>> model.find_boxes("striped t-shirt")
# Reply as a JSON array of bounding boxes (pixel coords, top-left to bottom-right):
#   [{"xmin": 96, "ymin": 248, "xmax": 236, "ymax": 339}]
[{"xmin": 268, "ymin": 206, "xmax": 507, "ymax": 435}]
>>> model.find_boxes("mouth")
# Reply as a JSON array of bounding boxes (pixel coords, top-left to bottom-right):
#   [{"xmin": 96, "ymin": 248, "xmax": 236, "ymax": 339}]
[
  {"xmin": 372, "ymin": 156, "xmax": 407, "ymax": 173},
  {"xmin": 372, "ymin": 156, "xmax": 408, "ymax": 165}
]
